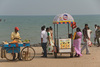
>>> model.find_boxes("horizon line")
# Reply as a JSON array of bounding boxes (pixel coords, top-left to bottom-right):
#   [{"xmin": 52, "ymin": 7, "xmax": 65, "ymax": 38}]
[{"xmin": 0, "ymin": 14, "xmax": 100, "ymax": 16}]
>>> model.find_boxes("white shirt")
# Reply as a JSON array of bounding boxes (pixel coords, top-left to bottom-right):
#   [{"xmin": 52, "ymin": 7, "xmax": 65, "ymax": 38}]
[
  {"xmin": 41, "ymin": 30, "xmax": 47, "ymax": 43},
  {"xmin": 87, "ymin": 29, "xmax": 92, "ymax": 39},
  {"xmin": 94, "ymin": 27, "xmax": 97, "ymax": 38},
  {"xmin": 95, "ymin": 27, "xmax": 97, "ymax": 31}
]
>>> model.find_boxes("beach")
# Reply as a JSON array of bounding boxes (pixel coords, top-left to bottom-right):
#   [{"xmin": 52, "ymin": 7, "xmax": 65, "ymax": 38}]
[
  {"xmin": 0, "ymin": 45, "xmax": 100, "ymax": 67},
  {"xmin": 0, "ymin": 0, "xmax": 100, "ymax": 67},
  {"xmin": 0, "ymin": 15, "xmax": 100, "ymax": 67}
]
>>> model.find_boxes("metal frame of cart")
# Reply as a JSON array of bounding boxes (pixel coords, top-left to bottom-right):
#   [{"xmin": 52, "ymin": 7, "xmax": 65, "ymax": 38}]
[
  {"xmin": 53, "ymin": 13, "xmax": 76, "ymax": 58},
  {"xmin": 1, "ymin": 43, "xmax": 35, "ymax": 61}
]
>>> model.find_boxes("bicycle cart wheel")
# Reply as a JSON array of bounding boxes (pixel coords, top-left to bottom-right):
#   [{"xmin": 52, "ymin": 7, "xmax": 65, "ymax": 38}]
[
  {"xmin": 21, "ymin": 46, "xmax": 35, "ymax": 61},
  {"xmin": 5, "ymin": 48, "xmax": 19, "ymax": 61}
]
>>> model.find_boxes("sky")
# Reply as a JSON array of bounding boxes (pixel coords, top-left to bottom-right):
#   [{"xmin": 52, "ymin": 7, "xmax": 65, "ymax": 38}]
[{"xmin": 0, "ymin": 0, "xmax": 100, "ymax": 15}]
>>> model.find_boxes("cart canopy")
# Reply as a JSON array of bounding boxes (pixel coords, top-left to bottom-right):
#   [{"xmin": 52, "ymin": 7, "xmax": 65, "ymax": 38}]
[{"xmin": 53, "ymin": 13, "xmax": 75, "ymax": 24}]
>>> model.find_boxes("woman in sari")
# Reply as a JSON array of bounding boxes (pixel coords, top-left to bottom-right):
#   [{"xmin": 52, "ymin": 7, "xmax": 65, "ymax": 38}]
[
  {"xmin": 73, "ymin": 27, "xmax": 82, "ymax": 57},
  {"xmin": 47, "ymin": 27, "xmax": 54, "ymax": 53},
  {"xmin": 49, "ymin": 26, "xmax": 54, "ymax": 44}
]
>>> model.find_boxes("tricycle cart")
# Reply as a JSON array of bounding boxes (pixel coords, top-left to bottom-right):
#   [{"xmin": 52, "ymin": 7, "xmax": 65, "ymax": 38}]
[
  {"xmin": 1, "ymin": 43, "xmax": 35, "ymax": 61},
  {"xmin": 53, "ymin": 13, "xmax": 76, "ymax": 58}
]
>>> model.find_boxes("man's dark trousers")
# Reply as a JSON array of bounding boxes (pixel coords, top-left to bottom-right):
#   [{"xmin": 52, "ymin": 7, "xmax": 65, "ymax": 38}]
[{"xmin": 41, "ymin": 43, "xmax": 47, "ymax": 57}]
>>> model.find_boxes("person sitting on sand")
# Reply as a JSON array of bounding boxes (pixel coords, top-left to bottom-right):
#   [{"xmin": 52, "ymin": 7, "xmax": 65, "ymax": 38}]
[
  {"xmin": 11, "ymin": 27, "xmax": 22, "ymax": 60},
  {"xmin": 73, "ymin": 27, "xmax": 82, "ymax": 57}
]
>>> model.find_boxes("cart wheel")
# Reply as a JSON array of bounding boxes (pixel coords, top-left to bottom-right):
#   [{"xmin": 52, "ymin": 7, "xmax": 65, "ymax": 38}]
[
  {"xmin": 5, "ymin": 48, "xmax": 19, "ymax": 61},
  {"xmin": 54, "ymin": 52, "xmax": 57, "ymax": 58},
  {"xmin": 21, "ymin": 46, "xmax": 35, "ymax": 61},
  {"xmin": 1, "ymin": 48, "xmax": 6, "ymax": 58}
]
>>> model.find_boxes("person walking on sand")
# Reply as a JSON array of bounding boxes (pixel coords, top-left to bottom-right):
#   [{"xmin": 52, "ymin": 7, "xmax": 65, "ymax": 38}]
[
  {"xmin": 81, "ymin": 24, "xmax": 90, "ymax": 54},
  {"xmin": 73, "ymin": 27, "xmax": 82, "ymax": 57},
  {"xmin": 41, "ymin": 26, "xmax": 47, "ymax": 57},
  {"xmin": 96, "ymin": 26, "xmax": 100, "ymax": 47},
  {"xmin": 94, "ymin": 24, "xmax": 98, "ymax": 45},
  {"xmin": 87, "ymin": 27, "xmax": 92, "ymax": 47}
]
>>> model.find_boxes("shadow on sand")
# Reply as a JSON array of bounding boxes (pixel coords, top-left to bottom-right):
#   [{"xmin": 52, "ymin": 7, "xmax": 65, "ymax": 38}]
[
  {"xmin": 35, "ymin": 53, "xmax": 80, "ymax": 59},
  {"xmin": 0, "ymin": 53, "xmax": 80, "ymax": 62},
  {"xmin": 0, "ymin": 59, "xmax": 19, "ymax": 63}
]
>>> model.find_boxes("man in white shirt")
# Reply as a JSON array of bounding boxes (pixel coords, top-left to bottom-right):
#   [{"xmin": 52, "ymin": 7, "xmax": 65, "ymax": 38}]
[
  {"xmin": 41, "ymin": 26, "xmax": 47, "ymax": 57},
  {"xmin": 87, "ymin": 27, "xmax": 92, "ymax": 40},
  {"xmin": 87, "ymin": 27, "xmax": 92, "ymax": 46}
]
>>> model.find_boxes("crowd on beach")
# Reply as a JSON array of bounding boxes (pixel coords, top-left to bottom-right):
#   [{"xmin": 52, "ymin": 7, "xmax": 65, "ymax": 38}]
[
  {"xmin": 41, "ymin": 24, "xmax": 100, "ymax": 58},
  {"xmin": 2, "ymin": 24, "xmax": 99, "ymax": 60}
]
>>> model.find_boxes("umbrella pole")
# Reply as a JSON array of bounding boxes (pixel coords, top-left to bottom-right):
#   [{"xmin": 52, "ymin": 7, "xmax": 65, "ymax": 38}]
[
  {"xmin": 54, "ymin": 24, "xmax": 56, "ymax": 46},
  {"xmin": 54, "ymin": 24, "xmax": 57, "ymax": 58},
  {"xmin": 72, "ymin": 23, "xmax": 73, "ymax": 45},
  {"xmin": 57, "ymin": 24, "xmax": 58, "ymax": 45},
  {"xmin": 68, "ymin": 23, "xmax": 69, "ymax": 38},
  {"xmin": 70, "ymin": 23, "xmax": 74, "ymax": 57}
]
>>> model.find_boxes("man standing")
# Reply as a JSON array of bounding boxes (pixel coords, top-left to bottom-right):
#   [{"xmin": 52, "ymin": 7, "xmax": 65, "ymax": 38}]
[
  {"xmin": 11, "ymin": 27, "xmax": 22, "ymax": 60},
  {"xmin": 81, "ymin": 24, "xmax": 90, "ymax": 54},
  {"xmin": 94, "ymin": 24, "xmax": 97, "ymax": 45},
  {"xmin": 41, "ymin": 26, "xmax": 47, "ymax": 57},
  {"xmin": 96, "ymin": 26, "xmax": 100, "ymax": 47}
]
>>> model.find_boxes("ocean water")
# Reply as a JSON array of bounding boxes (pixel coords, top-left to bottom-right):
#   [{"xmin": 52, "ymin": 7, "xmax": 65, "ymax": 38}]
[{"xmin": 0, "ymin": 15, "xmax": 100, "ymax": 44}]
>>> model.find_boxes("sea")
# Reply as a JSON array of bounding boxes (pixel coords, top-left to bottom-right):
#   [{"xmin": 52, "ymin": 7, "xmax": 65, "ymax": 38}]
[{"xmin": 0, "ymin": 15, "xmax": 100, "ymax": 44}]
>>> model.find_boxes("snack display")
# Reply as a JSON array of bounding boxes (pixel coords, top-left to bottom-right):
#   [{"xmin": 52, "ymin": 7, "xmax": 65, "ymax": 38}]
[
  {"xmin": 2, "ymin": 41, "xmax": 9, "ymax": 44},
  {"xmin": 22, "ymin": 39, "xmax": 30, "ymax": 43},
  {"xmin": 9, "ymin": 40, "xmax": 18, "ymax": 43}
]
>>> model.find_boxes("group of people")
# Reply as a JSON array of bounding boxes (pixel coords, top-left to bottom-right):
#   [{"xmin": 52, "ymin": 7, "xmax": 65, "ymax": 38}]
[
  {"xmin": 94, "ymin": 24, "xmax": 100, "ymax": 47},
  {"xmin": 9, "ymin": 24, "xmax": 100, "ymax": 60},
  {"xmin": 73, "ymin": 24, "xmax": 91, "ymax": 57},
  {"xmin": 40, "ymin": 24, "xmax": 100, "ymax": 58},
  {"xmin": 41, "ymin": 26, "xmax": 54, "ymax": 58},
  {"xmin": 73, "ymin": 24, "xmax": 100, "ymax": 57},
  {"xmin": 11, "ymin": 24, "xmax": 100, "ymax": 59}
]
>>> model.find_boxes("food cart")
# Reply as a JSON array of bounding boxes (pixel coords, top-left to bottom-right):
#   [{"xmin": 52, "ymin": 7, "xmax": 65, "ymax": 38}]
[
  {"xmin": 53, "ymin": 13, "xmax": 76, "ymax": 58},
  {"xmin": 0, "ymin": 43, "xmax": 35, "ymax": 61}
]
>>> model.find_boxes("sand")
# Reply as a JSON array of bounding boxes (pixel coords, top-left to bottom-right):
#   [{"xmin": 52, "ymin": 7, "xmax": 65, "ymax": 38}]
[{"xmin": 0, "ymin": 45, "xmax": 100, "ymax": 67}]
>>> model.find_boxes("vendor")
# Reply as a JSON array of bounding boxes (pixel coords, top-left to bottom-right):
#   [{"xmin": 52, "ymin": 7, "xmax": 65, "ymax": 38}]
[
  {"xmin": 11, "ymin": 27, "xmax": 21, "ymax": 60},
  {"xmin": 11, "ymin": 27, "xmax": 22, "ymax": 43}
]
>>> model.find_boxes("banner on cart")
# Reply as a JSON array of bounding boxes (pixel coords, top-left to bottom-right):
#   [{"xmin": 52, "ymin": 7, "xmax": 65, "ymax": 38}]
[{"xmin": 59, "ymin": 39, "xmax": 71, "ymax": 49}]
